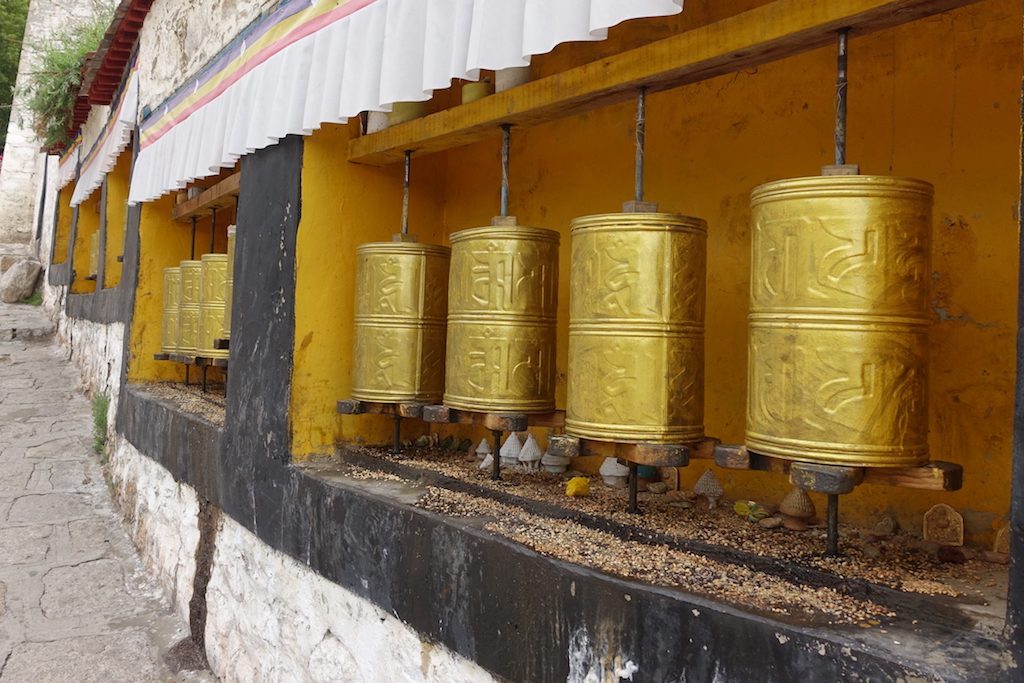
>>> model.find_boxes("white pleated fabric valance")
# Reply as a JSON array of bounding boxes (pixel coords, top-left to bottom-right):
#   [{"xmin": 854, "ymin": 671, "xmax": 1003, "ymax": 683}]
[
  {"xmin": 56, "ymin": 144, "xmax": 80, "ymax": 191},
  {"xmin": 71, "ymin": 72, "xmax": 138, "ymax": 207},
  {"xmin": 128, "ymin": 0, "xmax": 683, "ymax": 205}
]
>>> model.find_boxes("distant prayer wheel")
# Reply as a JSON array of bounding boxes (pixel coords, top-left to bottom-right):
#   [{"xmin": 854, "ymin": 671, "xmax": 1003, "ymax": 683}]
[
  {"xmin": 161, "ymin": 267, "xmax": 180, "ymax": 354},
  {"xmin": 566, "ymin": 212, "xmax": 706, "ymax": 443},
  {"xmin": 177, "ymin": 260, "xmax": 202, "ymax": 357},
  {"xmin": 197, "ymin": 254, "xmax": 228, "ymax": 359},
  {"xmin": 444, "ymin": 224, "xmax": 559, "ymax": 413},
  {"xmin": 351, "ymin": 241, "xmax": 451, "ymax": 402},
  {"xmin": 88, "ymin": 232, "xmax": 99, "ymax": 277},
  {"xmin": 222, "ymin": 225, "xmax": 236, "ymax": 340},
  {"xmin": 746, "ymin": 175, "xmax": 933, "ymax": 468}
]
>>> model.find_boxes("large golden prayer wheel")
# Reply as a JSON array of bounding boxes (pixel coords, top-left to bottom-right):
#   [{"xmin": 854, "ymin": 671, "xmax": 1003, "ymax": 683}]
[
  {"xmin": 197, "ymin": 254, "xmax": 229, "ymax": 359},
  {"xmin": 351, "ymin": 241, "xmax": 451, "ymax": 402},
  {"xmin": 746, "ymin": 175, "xmax": 933, "ymax": 468},
  {"xmin": 223, "ymin": 225, "xmax": 235, "ymax": 340},
  {"xmin": 445, "ymin": 225, "xmax": 559, "ymax": 413},
  {"xmin": 177, "ymin": 260, "xmax": 202, "ymax": 357},
  {"xmin": 161, "ymin": 267, "xmax": 180, "ymax": 354},
  {"xmin": 567, "ymin": 213, "xmax": 706, "ymax": 443}
]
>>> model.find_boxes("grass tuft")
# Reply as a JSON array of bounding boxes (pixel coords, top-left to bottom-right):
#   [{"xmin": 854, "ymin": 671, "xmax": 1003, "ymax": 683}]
[{"xmin": 92, "ymin": 394, "xmax": 109, "ymax": 459}]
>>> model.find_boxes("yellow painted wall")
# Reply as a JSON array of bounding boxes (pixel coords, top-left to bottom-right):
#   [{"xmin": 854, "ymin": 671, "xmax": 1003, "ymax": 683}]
[
  {"xmin": 70, "ymin": 191, "xmax": 100, "ymax": 293},
  {"xmin": 293, "ymin": 0, "xmax": 1019, "ymax": 544},
  {"xmin": 103, "ymin": 147, "xmax": 132, "ymax": 288},
  {"xmin": 292, "ymin": 123, "xmax": 448, "ymax": 458},
  {"xmin": 127, "ymin": 194, "xmax": 193, "ymax": 383},
  {"xmin": 126, "ymin": 172, "xmax": 237, "ymax": 384},
  {"xmin": 52, "ymin": 185, "xmax": 73, "ymax": 265}
]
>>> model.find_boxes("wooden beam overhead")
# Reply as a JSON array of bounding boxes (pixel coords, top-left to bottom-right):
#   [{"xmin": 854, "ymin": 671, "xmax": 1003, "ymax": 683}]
[
  {"xmin": 349, "ymin": 0, "xmax": 981, "ymax": 166},
  {"xmin": 171, "ymin": 172, "xmax": 241, "ymax": 222}
]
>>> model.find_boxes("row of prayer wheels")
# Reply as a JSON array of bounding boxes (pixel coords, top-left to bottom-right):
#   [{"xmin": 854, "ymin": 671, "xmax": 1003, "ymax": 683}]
[
  {"xmin": 355, "ymin": 174, "xmax": 932, "ymax": 469},
  {"xmin": 161, "ymin": 226, "xmax": 236, "ymax": 358}
]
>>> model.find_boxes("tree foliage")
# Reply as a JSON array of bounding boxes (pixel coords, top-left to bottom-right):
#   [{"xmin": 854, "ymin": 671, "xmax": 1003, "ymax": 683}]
[
  {"xmin": 20, "ymin": 0, "xmax": 114, "ymax": 150},
  {"xmin": 0, "ymin": 0, "xmax": 30, "ymax": 151}
]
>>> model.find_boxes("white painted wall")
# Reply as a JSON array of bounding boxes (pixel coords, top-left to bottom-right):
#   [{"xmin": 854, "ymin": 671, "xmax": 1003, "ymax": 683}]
[
  {"xmin": 135, "ymin": 0, "xmax": 277, "ymax": 113},
  {"xmin": 205, "ymin": 517, "xmax": 495, "ymax": 683},
  {"xmin": 106, "ymin": 434, "xmax": 495, "ymax": 683},
  {"xmin": 54, "ymin": 316, "xmax": 125, "ymax": 431},
  {"xmin": 109, "ymin": 435, "xmax": 200, "ymax": 624},
  {"xmin": 0, "ymin": 0, "xmax": 97, "ymax": 245}
]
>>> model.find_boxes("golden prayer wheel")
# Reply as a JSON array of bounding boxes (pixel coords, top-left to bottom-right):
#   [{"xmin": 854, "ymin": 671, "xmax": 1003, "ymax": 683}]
[
  {"xmin": 161, "ymin": 267, "xmax": 180, "ymax": 354},
  {"xmin": 351, "ymin": 241, "xmax": 451, "ymax": 402},
  {"xmin": 746, "ymin": 175, "xmax": 933, "ymax": 468},
  {"xmin": 223, "ymin": 226, "xmax": 236, "ymax": 339},
  {"xmin": 197, "ymin": 254, "xmax": 229, "ymax": 359},
  {"xmin": 566, "ymin": 213, "xmax": 706, "ymax": 443},
  {"xmin": 445, "ymin": 225, "xmax": 559, "ymax": 413},
  {"xmin": 177, "ymin": 260, "xmax": 202, "ymax": 357}
]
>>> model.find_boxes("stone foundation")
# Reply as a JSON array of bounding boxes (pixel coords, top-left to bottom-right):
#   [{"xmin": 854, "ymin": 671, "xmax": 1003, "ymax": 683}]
[
  {"xmin": 109, "ymin": 435, "xmax": 200, "ymax": 623},
  {"xmin": 56, "ymin": 315, "xmax": 125, "ymax": 418},
  {"xmin": 204, "ymin": 517, "xmax": 493, "ymax": 683},
  {"xmin": 106, "ymin": 432, "xmax": 492, "ymax": 682}
]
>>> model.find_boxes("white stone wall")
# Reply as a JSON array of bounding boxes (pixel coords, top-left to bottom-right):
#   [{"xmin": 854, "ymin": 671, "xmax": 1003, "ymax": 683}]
[
  {"xmin": 105, "ymin": 432, "xmax": 497, "ymax": 682},
  {"xmin": 136, "ymin": 0, "xmax": 276, "ymax": 112},
  {"xmin": 78, "ymin": 103, "xmax": 112, "ymax": 165},
  {"xmin": 32, "ymin": 154, "xmax": 58, "ymax": 264},
  {"xmin": 41, "ymin": 279, "xmax": 64, "ymax": 321},
  {"xmin": 109, "ymin": 435, "xmax": 200, "ymax": 624},
  {"xmin": 0, "ymin": 0, "xmax": 97, "ymax": 245},
  {"xmin": 55, "ymin": 316, "xmax": 125, "ymax": 429},
  {"xmin": 205, "ymin": 517, "xmax": 495, "ymax": 683}
]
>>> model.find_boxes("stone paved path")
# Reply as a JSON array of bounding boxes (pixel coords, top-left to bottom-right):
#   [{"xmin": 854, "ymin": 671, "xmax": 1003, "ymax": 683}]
[{"xmin": 0, "ymin": 302, "xmax": 203, "ymax": 682}]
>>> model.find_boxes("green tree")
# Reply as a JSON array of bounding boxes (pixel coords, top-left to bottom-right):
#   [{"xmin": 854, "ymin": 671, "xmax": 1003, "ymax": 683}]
[
  {"xmin": 0, "ymin": 0, "xmax": 30, "ymax": 151},
  {"xmin": 20, "ymin": 0, "xmax": 113, "ymax": 150}
]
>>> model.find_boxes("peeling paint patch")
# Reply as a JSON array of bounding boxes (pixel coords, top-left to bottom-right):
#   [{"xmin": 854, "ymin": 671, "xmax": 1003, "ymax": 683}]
[
  {"xmin": 931, "ymin": 302, "xmax": 1000, "ymax": 329},
  {"xmin": 615, "ymin": 661, "xmax": 639, "ymax": 680},
  {"xmin": 568, "ymin": 628, "xmax": 639, "ymax": 683}
]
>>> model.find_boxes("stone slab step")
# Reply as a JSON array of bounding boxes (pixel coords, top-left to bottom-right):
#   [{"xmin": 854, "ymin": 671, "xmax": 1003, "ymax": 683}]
[{"xmin": 0, "ymin": 302, "xmax": 54, "ymax": 342}]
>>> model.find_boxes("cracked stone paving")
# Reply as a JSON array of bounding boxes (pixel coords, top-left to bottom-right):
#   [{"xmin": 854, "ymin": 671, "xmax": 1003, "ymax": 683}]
[{"xmin": 0, "ymin": 302, "xmax": 210, "ymax": 682}]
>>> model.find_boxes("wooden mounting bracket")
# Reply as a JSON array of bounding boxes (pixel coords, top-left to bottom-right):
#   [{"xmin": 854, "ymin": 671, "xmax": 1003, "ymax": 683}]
[{"xmin": 713, "ymin": 444, "xmax": 964, "ymax": 492}]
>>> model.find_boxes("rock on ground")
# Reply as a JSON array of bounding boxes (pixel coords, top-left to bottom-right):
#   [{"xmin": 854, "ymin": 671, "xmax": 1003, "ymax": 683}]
[{"xmin": 0, "ymin": 260, "xmax": 41, "ymax": 303}]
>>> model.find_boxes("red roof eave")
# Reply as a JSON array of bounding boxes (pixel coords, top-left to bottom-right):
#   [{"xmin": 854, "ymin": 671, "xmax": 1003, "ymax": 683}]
[{"xmin": 72, "ymin": 0, "xmax": 154, "ymax": 132}]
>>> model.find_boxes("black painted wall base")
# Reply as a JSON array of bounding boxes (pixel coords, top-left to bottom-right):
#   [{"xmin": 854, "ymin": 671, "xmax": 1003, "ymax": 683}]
[{"xmin": 117, "ymin": 385, "xmax": 1010, "ymax": 682}]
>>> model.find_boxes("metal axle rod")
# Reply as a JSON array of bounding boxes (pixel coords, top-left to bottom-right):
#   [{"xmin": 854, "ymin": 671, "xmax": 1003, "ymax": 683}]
[
  {"xmin": 209, "ymin": 207, "xmax": 217, "ymax": 254},
  {"xmin": 392, "ymin": 414, "xmax": 402, "ymax": 454},
  {"xmin": 826, "ymin": 493, "xmax": 840, "ymax": 555},
  {"xmin": 825, "ymin": 28, "xmax": 850, "ymax": 558},
  {"xmin": 834, "ymin": 28, "xmax": 849, "ymax": 166},
  {"xmin": 634, "ymin": 87, "xmax": 647, "ymax": 203},
  {"xmin": 491, "ymin": 429, "xmax": 502, "ymax": 481},
  {"xmin": 627, "ymin": 461, "xmax": 641, "ymax": 514},
  {"xmin": 499, "ymin": 124, "xmax": 512, "ymax": 217},
  {"xmin": 401, "ymin": 150, "xmax": 412, "ymax": 235}
]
